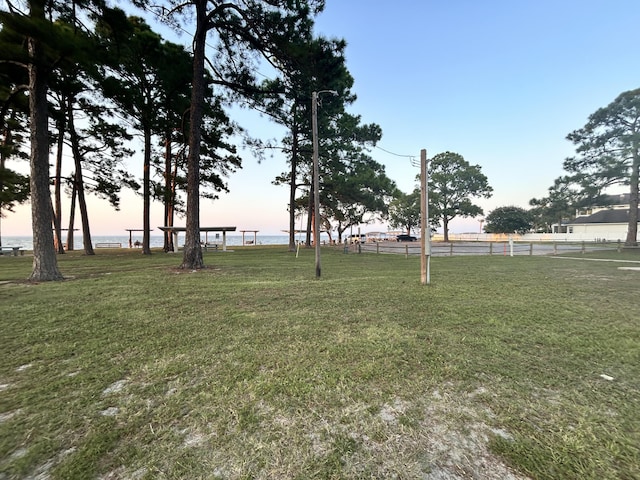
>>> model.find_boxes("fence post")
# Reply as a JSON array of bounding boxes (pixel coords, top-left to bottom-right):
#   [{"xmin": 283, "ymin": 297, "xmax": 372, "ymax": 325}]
[
  {"xmin": 405, "ymin": 244, "xmax": 409, "ymax": 259},
  {"xmin": 376, "ymin": 243, "xmax": 380, "ymax": 254},
  {"xmin": 450, "ymin": 243, "xmax": 453, "ymax": 256},
  {"xmin": 618, "ymin": 240, "xmax": 622, "ymax": 253},
  {"xmin": 554, "ymin": 243, "xmax": 557, "ymax": 255},
  {"xmin": 489, "ymin": 242, "xmax": 493, "ymax": 255},
  {"xmin": 581, "ymin": 241, "xmax": 585, "ymax": 254},
  {"xmin": 529, "ymin": 243, "xmax": 533, "ymax": 256}
]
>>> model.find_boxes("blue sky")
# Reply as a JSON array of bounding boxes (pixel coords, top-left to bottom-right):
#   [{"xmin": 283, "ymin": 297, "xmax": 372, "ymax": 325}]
[
  {"xmin": 4, "ymin": 0, "xmax": 640, "ymax": 236},
  {"xmin": 314, "ymin": 1, "xmax": 639, "ymax": 206}
]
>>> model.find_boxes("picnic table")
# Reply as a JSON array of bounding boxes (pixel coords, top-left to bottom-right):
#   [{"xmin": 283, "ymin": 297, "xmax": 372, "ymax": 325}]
[
  {"xmin": 1, "ymin": 246, "xmax": 24, "ymax": 256},
  {"xmin": 95, "ymin": 242, "xmax": 122, "ymax": 248},
  {"xmin": 158, "ymin": 226, "xmax": 236, "ymax": 252}
]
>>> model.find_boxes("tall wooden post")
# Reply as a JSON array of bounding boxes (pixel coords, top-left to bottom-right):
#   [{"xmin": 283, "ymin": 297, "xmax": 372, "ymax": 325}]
[
  {"xmin": 420, "ymin": 149, "xmax": 430, "ymax": 285},
  {"xmin": 312, "ymin": 91, "xmax": 321, "ymax": 278},
  {"xmin": 311, "ymin": 90, "xmax": 337, "ymax": 278}
]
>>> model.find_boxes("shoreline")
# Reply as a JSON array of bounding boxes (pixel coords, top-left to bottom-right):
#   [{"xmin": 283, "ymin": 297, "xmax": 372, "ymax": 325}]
[{"xmin": 0, "ymin": 234, "xmax": 297, "ymax": 251}]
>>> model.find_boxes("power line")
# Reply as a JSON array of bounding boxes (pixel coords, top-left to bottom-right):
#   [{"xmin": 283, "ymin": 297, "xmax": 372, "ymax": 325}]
[
  {"xmin": 132, "ymin": 5, "xmax": 422, "ymax": 169},
  {"xmin": 375, "ymin": 145, "xmax": 419, "ymax": 167},
  {"xmin": 375, "ymin": 145, "xmax": 413, "ymax": 158}
]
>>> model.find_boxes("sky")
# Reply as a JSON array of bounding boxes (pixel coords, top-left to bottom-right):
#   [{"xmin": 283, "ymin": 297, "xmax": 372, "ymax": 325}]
[{"xmin": 3, "ymin": 0, "xmax": 640, "ymax": 236}]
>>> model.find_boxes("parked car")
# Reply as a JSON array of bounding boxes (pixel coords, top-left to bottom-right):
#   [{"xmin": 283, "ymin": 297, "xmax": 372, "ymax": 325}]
[{"xmin": 396, "ymin": 234, "xmax": 417, "ymax": 242}]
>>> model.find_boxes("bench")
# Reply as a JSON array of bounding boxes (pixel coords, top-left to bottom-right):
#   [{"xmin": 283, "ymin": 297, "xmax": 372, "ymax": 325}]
[
  {"xmin": 95, "ymin": 242, "xmax": 122, "ymax": 248},
  {"xmin": 0, "ymin": 246, "xmax": 24, "ymax": 256}
]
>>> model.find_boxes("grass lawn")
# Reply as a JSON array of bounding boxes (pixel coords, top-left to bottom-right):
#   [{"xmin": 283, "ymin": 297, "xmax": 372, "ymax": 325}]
[{"xmin": 1, "ymin": 246, "xmax": 638, "ymax": 479}]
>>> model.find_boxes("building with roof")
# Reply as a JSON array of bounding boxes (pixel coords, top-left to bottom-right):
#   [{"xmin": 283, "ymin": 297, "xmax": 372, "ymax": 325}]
[{"xmin": 568, "ymin": 203, "xmax": 639, "ymax": 241}]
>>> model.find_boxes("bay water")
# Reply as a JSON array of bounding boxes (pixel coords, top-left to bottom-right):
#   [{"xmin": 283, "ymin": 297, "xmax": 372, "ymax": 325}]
[{"xmin": 1, "ymin": 234, "xmax": 295, "ymax": 251}]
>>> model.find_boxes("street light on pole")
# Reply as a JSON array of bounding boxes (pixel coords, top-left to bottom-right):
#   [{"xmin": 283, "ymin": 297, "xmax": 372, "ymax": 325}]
[{"xmin": 311, "ymin": 89, "xmax": 338, "ymax": 279}]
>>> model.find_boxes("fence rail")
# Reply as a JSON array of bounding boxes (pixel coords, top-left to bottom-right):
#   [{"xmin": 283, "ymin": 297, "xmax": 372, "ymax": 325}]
[{"xmin": 344, "ymin": 240, "xmax": 634, "ymax": 257}]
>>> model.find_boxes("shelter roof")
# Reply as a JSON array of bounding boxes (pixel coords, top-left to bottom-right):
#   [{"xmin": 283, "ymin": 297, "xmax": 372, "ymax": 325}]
[{"xmin": 158, "ymin": 226, "xmax": 236, "ymax": 232}]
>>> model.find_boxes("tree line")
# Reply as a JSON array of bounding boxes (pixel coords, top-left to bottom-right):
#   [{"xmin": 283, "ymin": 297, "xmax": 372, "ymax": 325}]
[
  {"xmin": 482, "ymin": 89, "xmax": 640, "ymax": 243},
  {"xmin": 1, "ymin": 0, "xmax": 403, "ymax": 280},
  {"xmin": 388, "ymin": 89, "xmax": 640, "ymax": 245},
  {"xmin": 2, "ymin": 1, "xmax": 636, "ymax": 283}
]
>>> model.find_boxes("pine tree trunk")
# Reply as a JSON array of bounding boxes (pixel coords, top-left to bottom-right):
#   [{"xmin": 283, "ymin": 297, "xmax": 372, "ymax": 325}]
[
  {"xmin": 0, "ymin": 117, "xmax": 8, "ymax": 250},
  {"xmin": 65, "ymin": 182, "xmax": 76, "ymax": 251},
  {"xmin": 180, "ymin": 0, "xmax": 206, "ymax": 269},
  {"xmin": 163, "ymin": 134, "xmax": 173, "ymax": 252},
  {"xmin": 53, "ymin": 104, "xmax": 65, "ymax": 254},
  {"xmin": 27, "ymin": 3, "xmax": 63, "ymax": 281},
  {"xmin": 68, "ymin": 97, "xmax": 94, "ymax": 256},
  {"xmin": 142, "ymin": 126, "xmax": 152, "ymax": 255},
  {"xmin": 288, "ymin": 117, "xmax": 299, "ymax": 252},
  {"xmin": 168, "ymin": 153, "xmax": 179, "ymax": 252}
]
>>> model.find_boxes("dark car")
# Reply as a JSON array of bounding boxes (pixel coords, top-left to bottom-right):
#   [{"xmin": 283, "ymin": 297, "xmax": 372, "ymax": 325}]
[{"xmin": 396, "ymin": 234, "xmax": 417, "ymax": 242}]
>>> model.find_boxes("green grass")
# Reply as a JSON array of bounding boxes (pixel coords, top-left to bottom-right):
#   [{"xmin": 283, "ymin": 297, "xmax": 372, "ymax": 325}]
[
  {"xmin": 1, "ymin": 246, "xmax": 639, "ymax": 479},
  {"xmin": 568, "ymin": 246, "xmax": 640, "ymax": 262}
]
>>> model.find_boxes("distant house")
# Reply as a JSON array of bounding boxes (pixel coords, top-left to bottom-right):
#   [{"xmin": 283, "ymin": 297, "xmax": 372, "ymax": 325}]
[
  {"xmin": 568, "ymin": 198, "xmax": 639, "ymax": 241},
  {"xmin": 574, "ymin": 193, "xmax": 631, "ymax": 217}
]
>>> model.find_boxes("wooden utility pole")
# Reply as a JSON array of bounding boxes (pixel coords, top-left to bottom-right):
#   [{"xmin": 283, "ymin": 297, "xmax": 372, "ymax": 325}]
[
  {"xmin": 420, "ymin": 149, "xmax": 431, "ymax": 285},
  {"xmin": 311, "ymin": 90, "xmax": 337, "ymax": 279},
  {"xmin": 311, "ymin": 91, "xmax": 321, "ymax": 278}
]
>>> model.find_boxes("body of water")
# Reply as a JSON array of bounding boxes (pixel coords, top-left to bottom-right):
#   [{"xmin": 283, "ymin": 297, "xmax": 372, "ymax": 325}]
[{"xmin": 1, "ymin": 234, "xmax": 300, "ymax": 251}]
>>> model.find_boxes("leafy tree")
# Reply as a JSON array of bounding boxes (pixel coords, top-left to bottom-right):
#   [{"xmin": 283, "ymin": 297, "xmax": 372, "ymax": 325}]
[
  {"xmin": 96, "ymin": 9, "xmax": 241, "ymax": 253},
  {"xmin": 1, "ymin": 0, "xmax": 67, "ymax": 280},
  {"xmin": 388, "ymin": 189, "xmax": 421, "ymax": 235},
  {"xmin": 0, "ymin": 167, "xmax": 29, "ymax": 214},
  {"xmin": 428, "ymin": 151, "xmax": 493, "ymax": 242},
  {"xmin": 565, "ymin": 88, "xmax": 640, "ymax": 246},
  {"xmin": 1, "ymin": 0, "xmax": 111, "ymax": 279},
  {"xmin": 153, "ymin": 41, "xmax": 192, "ymax": 252},
  {"xmin": 101, "ymin": 14, "xmax": 166, "ymax": 253},
  {"xmin": 243, "ymin": 34, "xmax": 350, "ymax": 251},
  {"xmin": 97, "ymin": 13, "xmax": 169, "ymax": 255},
  {"xmin": 484, "ymin": 206, "xmax": 533, "ymax": 234},
  {"xmin": 0, "ymin": 30, "xmax": 30, "ymax": 249},
  {"xmin": 322, "ymin": 150, "xmax": 397, "ymax": 243},
  {"xmin": 48, "ymin": 44, "xmax": 136, "ymax": 256},
  {"xmin": 139, "ymin": 0, "xmax": 324, "ymax": 269},
  {"xmin": 28, "ymin": 10, "xmax": 136, "ymax": 256},
  {"xmin": 529, "ymin": 176, "xmax": 582, "ymax": 233},
  {"xmin": 259, "ymin": 33, "xmax": 390, "ymax": 249},
  {"xmin": 0, "ymin": 167, "xmax": 29, "ymax": 243},
  {"xmin": 314, "ymin": 114, "xmax": 395, "ymax": 243}
]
